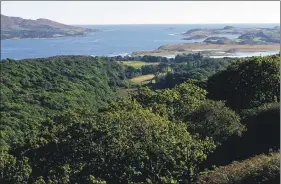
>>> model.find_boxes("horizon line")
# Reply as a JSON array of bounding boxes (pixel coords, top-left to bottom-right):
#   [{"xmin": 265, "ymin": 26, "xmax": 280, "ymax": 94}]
[
  {"xmin": 2, "ymin": 13, "xmax": 279, "ymax": 25},
  {"xmin": 72, "ymin": 23, "xmax": 280, "ymax": 26}
]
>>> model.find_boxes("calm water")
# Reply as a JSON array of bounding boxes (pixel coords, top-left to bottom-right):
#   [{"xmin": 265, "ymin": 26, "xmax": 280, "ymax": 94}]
[{"xmin": 1, "ymin": 24, "xmax": 279, "ymax": 60}]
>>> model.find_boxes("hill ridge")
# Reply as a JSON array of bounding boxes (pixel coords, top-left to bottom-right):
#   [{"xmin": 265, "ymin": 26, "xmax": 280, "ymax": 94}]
[{"xmin": 1, "ymin": 14, "xmax": 99, "ymax": 39}]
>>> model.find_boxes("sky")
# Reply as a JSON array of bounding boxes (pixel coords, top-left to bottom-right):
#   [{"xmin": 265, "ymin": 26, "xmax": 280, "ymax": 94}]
[{"xmin": 1, "ymin": 1, "xmax": 280, "ymax": 25}]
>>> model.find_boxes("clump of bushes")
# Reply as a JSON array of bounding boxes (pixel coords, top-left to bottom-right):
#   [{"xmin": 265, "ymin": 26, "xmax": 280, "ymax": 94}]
[
  {"xmin": 201, "ymin": 102, "xmax": 280, "ymax": 169},
  {"xmin": 186, "ymin": 100, "xmax": 245, "ymax": 145},
  {"xmin": 207, "ymin": 54, "xmax": 280, "ymax": 110},
  {"xmin": 197, "ymin": 152, "xmax": 280, "ymax": 184}
]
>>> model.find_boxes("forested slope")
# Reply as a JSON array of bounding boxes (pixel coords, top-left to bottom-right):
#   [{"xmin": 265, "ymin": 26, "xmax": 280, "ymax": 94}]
[
  {"xmin": 0, "ymin": 55, "xmax": 126, "ymax": 150},
  {"xmin": 0, "ymin": 54, "xmax": 280, "ymax": 184}
]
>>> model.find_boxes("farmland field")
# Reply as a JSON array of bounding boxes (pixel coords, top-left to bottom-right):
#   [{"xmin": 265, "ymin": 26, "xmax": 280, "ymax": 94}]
[
  {"xmin": 118, "ymin": 61, "xmax": 160, "ymax": 69},
  {"xmin": 130, "ymin": 74, "xmax": 155, "ymax": 84}
]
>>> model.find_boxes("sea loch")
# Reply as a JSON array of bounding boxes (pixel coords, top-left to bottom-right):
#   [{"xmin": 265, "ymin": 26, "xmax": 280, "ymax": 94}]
[{"xmin": 1, "ymin": 24, "xmax": 279, "ymax": 60}]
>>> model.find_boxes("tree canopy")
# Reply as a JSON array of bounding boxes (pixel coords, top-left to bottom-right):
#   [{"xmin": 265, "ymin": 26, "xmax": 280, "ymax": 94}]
[
  {"xmin": 0, "ymin": 54, "xmax": 280, "ymax": 184},
  {"xmin": 207, "ymin": 54, "xmax": 280, "ymax": 110}
]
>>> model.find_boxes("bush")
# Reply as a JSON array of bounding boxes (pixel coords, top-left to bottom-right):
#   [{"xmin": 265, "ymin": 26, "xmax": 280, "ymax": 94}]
[
  {"xmin": 9, "ymin": 99, "xmax": 215, "ymax": 184},
  {"xmin": 207, "ymin": 55, "xmax": 280, "ymax": 110},
  {"xmin": 131, "ymin": 81, "xmax": 207, "ymax": 121},
  {"xmin": 0, "ymin": 152, "xmax": 31, "ymax": 184},
  {"xmin": 238, "ymin": 102, "xmax": 280, "ymax": 155},
  {"xmin": 201, "ymin": 102, "xmax": 280, "ymax": 168},
  {"xmin": 186, "ymin": 100, "xmax": 245, "ymax": 145},
  {"xmin": 0, "ymin": 55, "xmax": 127, "ymax": 151},
  {"xmin": 197, "ymin": 152, "xmax": 280, "ymax": 184}
]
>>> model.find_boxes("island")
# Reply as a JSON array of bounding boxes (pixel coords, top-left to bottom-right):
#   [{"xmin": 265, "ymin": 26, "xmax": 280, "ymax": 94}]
[
  {"xmin": 1, "ymin": 14, "xmax": 100, "ymax": 40},
  {"xmin": 182, "ymin": 26, "xmax": 280, "ymax": 43},
  {"xmin": 133, "ymin": 26, "xmax": 280, "ymax": 57}
]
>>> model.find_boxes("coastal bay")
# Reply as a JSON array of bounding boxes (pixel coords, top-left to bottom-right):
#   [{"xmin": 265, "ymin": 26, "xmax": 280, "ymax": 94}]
[{"xmin": 1, "ymin": 24, "xmax": 280, "ymax": 60}]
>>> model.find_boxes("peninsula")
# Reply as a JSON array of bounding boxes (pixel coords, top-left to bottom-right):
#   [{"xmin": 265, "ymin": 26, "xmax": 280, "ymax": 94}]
[{"xmin": 1, "ymin": 14, "xmax": 100, "ymax": 40}]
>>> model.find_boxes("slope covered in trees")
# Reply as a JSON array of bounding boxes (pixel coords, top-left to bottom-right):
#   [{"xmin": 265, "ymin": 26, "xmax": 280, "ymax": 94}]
[
  {"xmin": 0, "ymin": 55, "xmax": 126, "ymax": 150},
  {"xmin": 198, "ymin": 152, "xmax": 280, "ymax": 184},
  {"xmin": 207, "ymin": 54, "xmax": 280, "ymax": 110},
  {"xmin": 0, "ymin": 54, "xmax": 280, "ymax": 184}
]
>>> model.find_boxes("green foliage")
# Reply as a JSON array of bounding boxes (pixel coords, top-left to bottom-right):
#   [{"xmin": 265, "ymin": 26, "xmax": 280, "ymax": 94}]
[
  {"xmin": 7, "ymin": 99, "xmax": 215, "ymax": 184},
  {"xmin": 120, "ymin": 61, "xmax": 160, "ymax": 69},
  {"xmin": 140, "ymin": 65, "xmax": 160, "ymax": 75},
  {"xmin": 132, "ymin": 81, "xmax": 207, "ymax": 121},
  {"xmin": 1, "ymin": 54, "xmax": 279, "ymax": 183},
  {"xmin": 175, "ymin": 53, "xmax": 203, "ymax": 63},
  {"xmin": 88, "ymin": 176, "xmax": 107, "ymax": 184},
  {"xmin": 207, "ymin": 54, "xmax": 280, "ymax": 110},
  {"xmin": 0, "ymin": 152, "xmax": 32, "ymax": 184},
  {"xmin": 0, "ymin": 56, "xmax": 127, "ymax": 151},
  {"xmin": 32, "ymin": 177, "xmax": 47, "ymax": 184},
  {"xmin": 153, "ymin": 57, "xmax": 232, "ymax": 90},
  {"xmin": 203, "ymin": 37, "xmax": 233, "ymax": 44},
  {"xmin": 132, "ymin": 83, "xmax": 246, "ymax": 147},
  {"xmin": 186, "ymin": 100, "xmax": 245, "ymax": 145},
  {"xmin": 239, "ymin": 102, "xmax": 280, "ymax": 154},
  {"xmin": 202, "ymin": 102, "xmax": 280, "ymax": 168},
  {"xmin": 240, "ymin": 102, "xmax": 280, "ymax": 119},
  {"xmin": 197, "ymin": 152, "xmax": 280, "ymax": 184},
  {"xmin": 119, "ymin": 54, "xmax": 231, "ymax": 84},
  {"xmin": 238, "ymin": 31, "xmax": 280, "ymax": 44}
]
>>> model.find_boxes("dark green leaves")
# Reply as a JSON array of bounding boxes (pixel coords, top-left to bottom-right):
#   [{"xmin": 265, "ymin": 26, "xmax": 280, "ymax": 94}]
[{"xmin": 207, "ymin": 55, "xmax": 280, "ymax": 110}]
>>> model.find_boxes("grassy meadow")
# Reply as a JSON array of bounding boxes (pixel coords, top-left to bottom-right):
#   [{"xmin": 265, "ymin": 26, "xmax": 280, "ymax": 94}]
[
  {"xmin": 118, "ymin": 61, "xmax": 160, "ymax": 69},
  {"xmin": 130, "ymin": 74, "xmax": 155, "ymax": 84}
]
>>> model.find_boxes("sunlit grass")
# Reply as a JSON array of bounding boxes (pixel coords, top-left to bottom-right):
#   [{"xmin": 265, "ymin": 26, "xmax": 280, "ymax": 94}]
[
  {"xmin": 119, "ymin": 61, "xmax": 160, "ymax": 69},
  {"xmin": 130, "ymin": 74, "xmax": 155, "ymax": 84}
]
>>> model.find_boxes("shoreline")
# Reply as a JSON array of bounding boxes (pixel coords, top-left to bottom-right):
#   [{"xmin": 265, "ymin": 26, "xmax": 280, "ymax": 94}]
[
  {"xmin": 132, "ymin": 43, "xmax": 280, "ymax": 57},
  {"xmin": 1, "ymin": 30, "xmax": 101, "ymax": 41}
]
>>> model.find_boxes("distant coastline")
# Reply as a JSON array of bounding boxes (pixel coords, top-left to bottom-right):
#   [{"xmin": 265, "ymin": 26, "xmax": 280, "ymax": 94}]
[
  {"xmin": 133, "ymin": 25, "xmax": 280, "ymax": 57},
  {"xmin": 1, "ymin": 14, "xmax": 101, "ymax": 40},
  {"xmin": 132, "ymin": 43, "xmax": 280, "ymax": 57},
  {"xmin": 2, "ymin": 24, "xmax": 280, "ymax": 60},
  {"xmin": 1, "ymin": 32, "xmax": 100, "ymax": 41}
]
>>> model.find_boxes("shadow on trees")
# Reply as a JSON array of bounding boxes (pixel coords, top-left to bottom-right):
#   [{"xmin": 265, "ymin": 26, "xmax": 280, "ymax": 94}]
[{"xmin": 201, "ymin": 103, "xmax": 280, "ymax": 169}]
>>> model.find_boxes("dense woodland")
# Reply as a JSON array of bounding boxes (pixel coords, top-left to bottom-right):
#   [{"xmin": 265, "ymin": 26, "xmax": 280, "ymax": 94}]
[
  {"xmin": 0, "ymin": 53, "xmax": 280, "ymax": 184},
  {"xmin": 112, "ymin": 53, "xmax": 233, "ymax": 84}
]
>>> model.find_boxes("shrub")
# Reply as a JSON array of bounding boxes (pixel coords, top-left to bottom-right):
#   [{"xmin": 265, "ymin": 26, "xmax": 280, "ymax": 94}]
[
  {"xmin": 11, "ymin": 99, "xmax": 215, "ymax": 184},
  {"xmin": 238, "ymin": 102, "xmax": 280, "ymax": 155},
  {"xmin": 0, "ymin": 152, "xmax": 31, "ymax": 184},
  {"xmin": 131, "ymin": 81, "xmax": 207, "ymax": 121},
  {"xmin": 186, "ymin": 100, "xmax": 245, "ymax": 145},
  {"xmin": 197, "ymin": 152, "xmax": 280, "ymax": 184},
  {"xmin": 201, "ymin": 102, "xmax": 280, "ymax": 169},
  {"xmin": 207, "ymin": 55, "xmax": 280, "ymax": 110}
]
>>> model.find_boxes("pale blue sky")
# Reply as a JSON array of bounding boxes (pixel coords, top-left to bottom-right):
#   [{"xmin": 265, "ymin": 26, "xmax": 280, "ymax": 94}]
[{"xmin": 1, "ymin": 1, "xmax": 280, "ymax": 25}]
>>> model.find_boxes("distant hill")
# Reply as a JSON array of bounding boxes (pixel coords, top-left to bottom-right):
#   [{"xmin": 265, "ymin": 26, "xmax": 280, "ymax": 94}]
[
  {"xmin": 182, "ymin": 26, "xmax": 280, "ymax": 44},
  {"xmin": 203, "ymin": 36, "xmax": 233, "ymax": 44},
  {"xmin": 1, "ymin": 14, "xmax": 99, "ymax": 40},
  {"xmin": 238, "ymin": 30, "xmax": 280, "ymax": 44}
]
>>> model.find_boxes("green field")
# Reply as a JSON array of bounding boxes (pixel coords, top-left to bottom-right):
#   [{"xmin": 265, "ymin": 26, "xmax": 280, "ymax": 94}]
[
  {"xmin": 116, "ymin": 88, "xmax": 137, "ymax": 98},
  {"xmin": 130, "ymin": 72, "xmax": 167, "ymax": 85},
  {"xmin": 118, "ymin": 61, "xmax": 160, "ymax": 69},
  {"xmin": 130, "ymin": 74, "xmax": 155, "ymax": 84}
]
